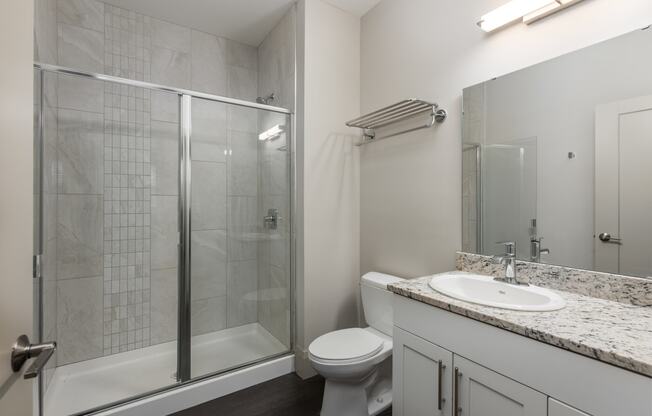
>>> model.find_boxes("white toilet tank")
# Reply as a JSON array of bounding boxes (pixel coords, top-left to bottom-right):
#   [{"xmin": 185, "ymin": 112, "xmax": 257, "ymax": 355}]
[{"xmin": 361, "ymin": 272, "xmax": 404, "ymax": 336}]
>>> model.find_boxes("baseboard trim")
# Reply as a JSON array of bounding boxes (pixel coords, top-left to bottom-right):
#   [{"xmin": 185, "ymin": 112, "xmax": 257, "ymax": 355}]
[{"xmin": 294, "ymin": 348, "xmax": 317, "ymax": 379}]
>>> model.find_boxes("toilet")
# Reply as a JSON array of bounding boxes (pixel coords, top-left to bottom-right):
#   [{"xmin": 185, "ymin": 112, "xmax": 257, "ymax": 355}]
[{"xmin": 308, "ymin": 272, "xmax": 404, "ymax": 416}]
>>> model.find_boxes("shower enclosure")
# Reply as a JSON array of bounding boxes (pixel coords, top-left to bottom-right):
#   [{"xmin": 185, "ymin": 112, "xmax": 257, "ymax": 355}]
[{"xmin": 33, "ymin": 64, "xmax": 294, "ymax": 416}]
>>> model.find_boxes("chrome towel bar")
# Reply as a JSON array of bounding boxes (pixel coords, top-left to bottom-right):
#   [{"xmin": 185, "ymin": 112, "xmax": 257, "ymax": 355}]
[{"xmin": 346, "ymin": 99, "xmax": 447, "ymax": 145}]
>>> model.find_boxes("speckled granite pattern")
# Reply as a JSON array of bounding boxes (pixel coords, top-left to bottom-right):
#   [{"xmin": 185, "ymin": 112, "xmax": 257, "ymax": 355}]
[
  {"xmin": 456, "ymin": 252, "xmax": 652, "ymax": 306},
  {"xmin": 389, "ymin": 274, "xmax": 652, "ymax": 377}
]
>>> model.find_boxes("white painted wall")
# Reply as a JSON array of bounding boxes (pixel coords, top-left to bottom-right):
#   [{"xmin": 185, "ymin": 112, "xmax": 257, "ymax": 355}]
[
  {"xmin": 0, "ymin": 0, "xmax": 35, "ymax": 415},
  {"xmin": 295, "ymin": 0, "xmax": 361, "ymax": 376},
  {"xmin": 360, "ymin": 0, "xmax": 652, "ymax": 278}
]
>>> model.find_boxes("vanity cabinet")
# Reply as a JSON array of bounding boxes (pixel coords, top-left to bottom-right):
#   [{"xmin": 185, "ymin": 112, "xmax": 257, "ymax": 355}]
[
  {"xmin": 548, "ymin": 399, "xmax": 589, "ymax": 416},
  {"xmin": 454, "ymin": 355, "xmax": 546, "ymax": 416},
  {"xmin": 394, "ymin": 327, "xmax": 546, "ymax": 416},
  {"xmin": 393, "ymin": 327, "xmax": 453, "ymax": 416},
  {"xmin": 393, "ymin": 295, "xmax": 652, "ymax": 416}
]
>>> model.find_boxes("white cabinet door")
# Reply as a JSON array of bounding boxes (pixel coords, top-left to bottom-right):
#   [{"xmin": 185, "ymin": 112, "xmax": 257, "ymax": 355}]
[
  {"xmin": 393, "ymin": 327, "xmax": 453, "ymax": 416},
  {"xmin": 454, "ymin": 355, "xmax": 546, "ymax": 416},
  {"xmin": 548, "ymin": 398, "xmax": 590, "ymax": 416}
]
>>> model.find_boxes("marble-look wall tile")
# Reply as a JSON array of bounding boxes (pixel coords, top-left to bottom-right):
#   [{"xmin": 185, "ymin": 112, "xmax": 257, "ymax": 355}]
[
  {"xmin": 191, "ymin": 161, "xmax": 227, "ymax": 230},
  {"xmin": 57, "ymin": 275, "xmax": 103, "ymax": 365},
  {"xmin": 57, "ymin": 74, "xmax": 104, "ymax": 113},
  {"xmin": 151, "ymin": 195, "xmax": 178, "ymax": 270},
  {"xmin": 57, "ymin": 194, "xmax": 103, "ymax": 279},
  {"xmin": 227, "ymin": 65, "xmax": 258, "ymax": 102},
  {"xmin": 228, "ymin": 105, "xmax": 258, "ymax": 135},
  {"xmin": 57, "ymin": 0, "xmax": 104, "ymax": 33},
  {"xmin": 58, "ymin": 23, "xmax": 104, "ymax": 73},
  {"xmin": 191, "ymin": 99, "xmax": 227, "ymax": 163},
  {"xmin": 57, "ymin": 108, "xmax": 104, "ymax": 194},
  {"xmin": 151, "ymin": 91, "xmax": 179, "ymax": 123},
  {"xmin": 191, "ymin": 30, "xmax": 227, "ymax": 96},
  {"xmin": 255, "ymin": 4, "xmax": 294, "ymax": 344},
  {"xmin": 257, "ymin": 5, "xmax": 296, "ymax": 111},
  {"xmin": 34, "ymin": 0, "xmax": 58, "ymax": 65},
  {"xmin": 228, "ymin": 131, "xmax": 258, "ymax": 196},
  {"xmin": 150, "ymin": 268, "xmax": 178, "ymax": 344},
  {"xmin": 150, "ymin": 120, "xmax": 179, "ymax": 196},
  {"xmin": 151, "ymin": 18, "xmax": 191, "ymax": 53},
  {"xmin": 227, "ymin": 260, "xmax": 258, "ymax": 327},
  {"xmin": 191, "ymin": 296, "xmax": 227, "ymax": 336},
  {"xmin": 151, "ymin": 46, "xmax": 191, "ymax": 89},
  {"xmin": 261, "ymin": 149, "xmax": 289, "ymax": 197},
  {"xmin": 191, "ymin": 229, "xmax": 227, "ymax": 300},
  {"xmin": 226, "ymin": 40, "xmax": 258, "ymax": 71},
  {"xmin": 228, "ymin": 196, "xmax": 258, "ymax": 261}
]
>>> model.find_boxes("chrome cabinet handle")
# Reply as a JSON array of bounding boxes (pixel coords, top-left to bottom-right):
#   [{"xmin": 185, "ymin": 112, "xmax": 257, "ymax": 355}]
[
  {"xmin": 598, "ymin": 233, "xmax": 622, "ymax": 244},
  {"xmin": 11, "ymin": 334, "xmax": 56, "ymax": 379},
  {"xmin": 437, "ymin": 361, "xmax": 446, "ymax": 410},
  {"xmin": 453, "ymin": 367, "xmax": 461, "ymax": 416}
]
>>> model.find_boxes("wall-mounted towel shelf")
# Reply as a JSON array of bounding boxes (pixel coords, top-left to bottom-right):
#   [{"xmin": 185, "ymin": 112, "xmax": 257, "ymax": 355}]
[{"xmin": 346, "ymin": 99, "xmax": 447, "ymax": 145}]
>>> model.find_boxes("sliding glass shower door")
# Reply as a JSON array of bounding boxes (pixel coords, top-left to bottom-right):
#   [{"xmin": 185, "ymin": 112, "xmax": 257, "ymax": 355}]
[
  {"xmin": 36, "ymin": 67, "xmax": 293, "ymax": 416},
  {"xmin": 188, "ymin": 98, "xmax": 292, "ymax": 378}
]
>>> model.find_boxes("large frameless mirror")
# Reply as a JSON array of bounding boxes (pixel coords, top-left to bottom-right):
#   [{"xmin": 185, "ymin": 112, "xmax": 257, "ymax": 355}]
[{"xmin": 462, "ymin": 25, "xmax": 652, "ymax": 278}]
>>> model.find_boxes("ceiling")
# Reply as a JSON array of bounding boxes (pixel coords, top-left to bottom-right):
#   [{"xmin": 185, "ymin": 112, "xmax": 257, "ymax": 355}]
[
  {"xmin": 322, "ymin": 0, "xmax": 382, "ymax": 17},
  {"xmin": 102, "ymin": 0, "xmax": 383, "ymax": 47},
  {"xmin": 102, "ymin": 0, "xmax": 296, "ymax": 46}
]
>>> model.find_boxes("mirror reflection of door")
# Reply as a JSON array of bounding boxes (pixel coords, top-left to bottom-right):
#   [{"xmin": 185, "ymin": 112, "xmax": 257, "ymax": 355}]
[
  {"xmin": 595, "ymin": 96, "xmax": 652, "ymax": 278},
  {"xmin": 482, "ymin": 138, "xmax": 537, "ymax": 259}
]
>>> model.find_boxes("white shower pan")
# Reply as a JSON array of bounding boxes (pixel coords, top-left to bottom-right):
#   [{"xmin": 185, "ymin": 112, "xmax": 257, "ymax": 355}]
[{"xmin": 44, "ymin": 323, "xmax": 291, "ymax": 416}]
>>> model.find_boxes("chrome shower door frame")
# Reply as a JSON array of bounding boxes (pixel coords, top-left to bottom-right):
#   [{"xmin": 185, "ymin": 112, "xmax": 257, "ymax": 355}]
[{"xmin": 33, "ymin": 62, "xmax": 295, "ymax": 414}]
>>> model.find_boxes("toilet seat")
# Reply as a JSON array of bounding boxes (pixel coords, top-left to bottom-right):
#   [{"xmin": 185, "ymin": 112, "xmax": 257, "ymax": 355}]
[{"xmin": 309, "ymin": 328, "xmax": 384, "ymax": 364}]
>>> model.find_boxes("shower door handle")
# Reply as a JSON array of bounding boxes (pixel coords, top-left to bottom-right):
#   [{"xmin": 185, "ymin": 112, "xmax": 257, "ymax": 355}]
[{"xmin": 11, "ymin": 334, "xmax": 56, "ymax": 379}]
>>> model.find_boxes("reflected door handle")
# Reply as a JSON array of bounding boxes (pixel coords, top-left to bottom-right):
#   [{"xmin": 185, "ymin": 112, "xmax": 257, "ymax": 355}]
[
  {"xmin": 598, "ymin": 233, "xmax": 622, "ymax": 244},
  {"xmin": 11, "ymin": 335, "xmax": 56, "ymax": 379}
]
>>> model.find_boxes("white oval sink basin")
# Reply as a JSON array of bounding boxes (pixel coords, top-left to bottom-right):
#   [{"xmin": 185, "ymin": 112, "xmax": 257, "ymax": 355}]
[{"xmin": 429, "ymin": 273, "xmax": 565, "ymax": 312}]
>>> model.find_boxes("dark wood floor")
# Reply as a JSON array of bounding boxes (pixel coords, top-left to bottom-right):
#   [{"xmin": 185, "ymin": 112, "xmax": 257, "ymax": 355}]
[{"xmin": 172, "ymin": 373, "xmax": 392, "ymax": 416}]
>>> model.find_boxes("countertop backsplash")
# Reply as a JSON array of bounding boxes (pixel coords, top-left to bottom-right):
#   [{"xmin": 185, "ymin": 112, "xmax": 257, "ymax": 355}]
[{"xmin": 456, "ymin": 252, "xmax": 652, "ymax": 307}]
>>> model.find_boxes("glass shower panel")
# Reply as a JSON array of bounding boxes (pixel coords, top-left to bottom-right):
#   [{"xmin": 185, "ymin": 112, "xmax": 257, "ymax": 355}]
[
  {"xmin": 481, "ymin": 139, "xmax": 537, "ymax": 259},
  {"xmin": 38, "ymin": 71, "xmax": 180, "ymax": 416},
  {"xmin": 189, "ymin": 99, "xmax": 291, "ymax": 378}
]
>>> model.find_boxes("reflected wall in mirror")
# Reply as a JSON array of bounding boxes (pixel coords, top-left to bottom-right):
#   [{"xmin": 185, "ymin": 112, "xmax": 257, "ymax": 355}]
[{"xmin": 462, "ymin": 25, "xmax": 652, "ymax": 279}]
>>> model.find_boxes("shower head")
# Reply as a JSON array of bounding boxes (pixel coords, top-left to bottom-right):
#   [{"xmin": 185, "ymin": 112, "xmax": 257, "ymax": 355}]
[{"xmin": 256, "ymin": 93, "xmax": 275, "ymax": 105}]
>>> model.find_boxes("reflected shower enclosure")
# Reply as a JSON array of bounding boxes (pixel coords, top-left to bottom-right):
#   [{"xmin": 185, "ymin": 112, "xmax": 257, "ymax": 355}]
[{"xmin": 34, "ymin": 66, "xmax": 293, "ymax": 416}]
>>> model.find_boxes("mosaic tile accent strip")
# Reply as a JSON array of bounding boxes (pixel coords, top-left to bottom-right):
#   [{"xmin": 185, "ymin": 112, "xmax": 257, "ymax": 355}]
[
  {"xmin": 102, "ymin": 5, "xmax": 153, "ymax": 355},
  {"xmin": 456, "ymin": 252, "xmax": 652, "ymax": 306}
]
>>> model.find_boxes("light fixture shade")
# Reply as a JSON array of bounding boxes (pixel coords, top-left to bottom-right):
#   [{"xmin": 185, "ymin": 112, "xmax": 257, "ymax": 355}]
[
  {"xmin": 523, "ymin": 0, "xmax": 583, "ymax": 24},
  {"xmin": 478, "ymin": 0, "xmax": 558, "ymax": 32},
  {"xmin": 259, "ymin": 124, "xmax": 284, "ymax": 141}
]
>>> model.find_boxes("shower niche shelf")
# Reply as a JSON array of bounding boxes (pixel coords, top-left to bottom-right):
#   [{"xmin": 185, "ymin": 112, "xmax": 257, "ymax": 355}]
[{"xmin": 346, "ymin": 99, "xmax": 447, "ymax": 146}]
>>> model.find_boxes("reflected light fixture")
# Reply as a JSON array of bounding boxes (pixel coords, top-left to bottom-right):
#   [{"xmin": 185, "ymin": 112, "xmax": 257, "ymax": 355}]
[
  {"xmin": 478, "ymin": 0, "xmax": 584, "ymax": 32},
  {"xmin": 259, "ymin": 124, "xmax": 285, "ymax": 141}
]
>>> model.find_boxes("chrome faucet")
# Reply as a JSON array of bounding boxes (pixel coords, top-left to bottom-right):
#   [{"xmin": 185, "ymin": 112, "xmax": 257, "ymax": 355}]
[
  {"xmin": 492, "ymin": 242, "xmax": 527, "ymax": 286},
  {"xmin": 528, "ymin": 219, "xmax": 550, "ymax": 263}
]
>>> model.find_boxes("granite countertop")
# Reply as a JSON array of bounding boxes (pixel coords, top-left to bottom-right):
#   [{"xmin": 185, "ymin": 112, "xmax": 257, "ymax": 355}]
[{"xmin": 389, "ymin": 274, "xmax": 652, "ymax": 378}]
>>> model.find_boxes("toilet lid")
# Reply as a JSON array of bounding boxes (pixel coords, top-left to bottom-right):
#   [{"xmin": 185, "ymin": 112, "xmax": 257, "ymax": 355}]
[{"xmin": 309, "ymin": 328, "xmax": 383, "ymax": 362}]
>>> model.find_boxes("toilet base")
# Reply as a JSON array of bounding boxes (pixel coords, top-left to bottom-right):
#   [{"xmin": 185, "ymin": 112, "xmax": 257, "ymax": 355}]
[{"xmin": 320, "ymin": 358, "xmax": 392, "ymax": 416}]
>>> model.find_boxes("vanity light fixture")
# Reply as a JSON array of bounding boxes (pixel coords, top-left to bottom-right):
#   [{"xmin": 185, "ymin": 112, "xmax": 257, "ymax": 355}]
[
  {"xmin": 258, "ymin": 124, "xmax": 284, "ymax": 141},
  {"xmin": 478, "ymin": 0, "xmax": 584, "ymax": 32},
  {"xmin": 523, "ymin": 0, "xmax": 584, "ymax": 24}
]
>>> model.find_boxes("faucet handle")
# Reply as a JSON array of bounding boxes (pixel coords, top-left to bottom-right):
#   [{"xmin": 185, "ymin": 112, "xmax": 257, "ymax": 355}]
[{"xmin": 495, "ymin": 241, "xmax": 516, "ymax": 256}]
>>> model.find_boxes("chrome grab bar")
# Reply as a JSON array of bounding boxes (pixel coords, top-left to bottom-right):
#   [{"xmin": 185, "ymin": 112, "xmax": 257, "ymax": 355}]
[{"xmin": 11, "ymin": 334, "xmax": 56, "ymax": 379}]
